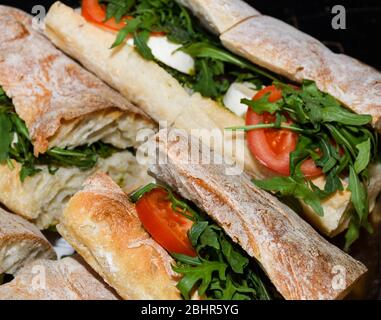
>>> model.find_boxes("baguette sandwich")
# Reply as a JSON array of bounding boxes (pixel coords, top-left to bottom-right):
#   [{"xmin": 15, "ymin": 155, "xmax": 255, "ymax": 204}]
[
  {"xmin": 0, "ymin": 207, "xmax": 56, "ymax": 276},
  {"xmin": 57, "ymin": 129, "xmax": 367, "ymax": 300},
  {"xmin": 0, "ymin": 256, "xmax": 119, "ymax": 300},
  {"xmin": 45, "ymin": 1, "xmax": 381, "ymax": 248},
  {"xmin": 0, "ymin": 6, "xmax": 156, "ymax": 229}
]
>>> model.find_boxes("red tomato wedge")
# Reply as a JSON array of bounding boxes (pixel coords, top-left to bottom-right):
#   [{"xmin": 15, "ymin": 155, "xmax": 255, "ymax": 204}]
[
  {"xmin": 82, "ymin": 0, "xmax": 165, "ymax": 36},
  {"xmin": 136, "ymin": 188, "xmax": 196, "ymax": 257},
  {"xmin": 82, "ymin": 0, "xmax": 128, "ymax": 31},
  {"xmin": 246, "ymin": 85, "xmax": 322, "ymax": 177}
]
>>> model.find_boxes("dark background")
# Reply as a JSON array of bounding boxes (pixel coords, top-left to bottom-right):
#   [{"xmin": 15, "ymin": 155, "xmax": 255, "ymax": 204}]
[{"xmin": 0, "ymin": 0, "xmax": 380, "ymax": 70}]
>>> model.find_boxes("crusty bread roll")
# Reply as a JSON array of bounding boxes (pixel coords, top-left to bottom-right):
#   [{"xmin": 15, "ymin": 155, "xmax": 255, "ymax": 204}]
[
  {"xmin": 220, "ymin": 15, "xmax": 381, "ymax": 132},
  {"xmin": 176, "ymin": 0, "xmax": 260, "ymax": 34},
  {"xmin": 0, "ymin": 256, "xmax": 119, "ymax": 300},
  {"xmin": 0, "ymin": 207, "xmax": 56, "ymax": 275},
  {"xmin": 58, "ymin": 173, "xmax": 181, "ymax": 300},
  {"xmin": 0, "ymin": 152, "xmax": 151, "ymax": 229},
  {"xmin": 0, "ymin": 5, "xmax": 154, "ymax": 156},
  {"xmin": 0, "ymin": 5, "xmax": 156, "ymax": 229},
  {"xmin": 148, "ymin": 129, "xmax": 367, "ymax": 300}
]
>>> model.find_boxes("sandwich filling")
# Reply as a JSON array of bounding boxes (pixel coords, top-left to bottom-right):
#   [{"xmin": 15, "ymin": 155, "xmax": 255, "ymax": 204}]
[
  {"xmin": 83, "ymin": 0, "xmax": 380, "ymax": 248},
  {"xmin": 0, "ymin": 86, "xmax": 125, "ymax": 181},
  {"xmin": 130, "ymin": 183, "xmax": 278, "ymax": 300}
]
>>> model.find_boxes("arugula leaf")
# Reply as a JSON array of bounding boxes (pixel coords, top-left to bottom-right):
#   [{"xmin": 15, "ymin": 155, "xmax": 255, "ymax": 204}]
[
  {"xmin": 348, "ymin": 166, "xmax": 369, "ymax": 223},
  {"xmin": 173, "ymin": 261, "xmax": 227, "ymax": 299},
  {"xmin": 0, "ymin": 88, "xmax": 120, "ymax": 181},
  {"xmin": 241, "ymin": 94, "xmax": 280, "ymax": 115},
  {"xmin": 129, "ymin": 182, "xmax": 158, "ymax": 202},
  {"xmin": 182, "ymin": 42, "xmax": 277, "ymax": 81},
  {"xmin": 133, "ymin": 30, "xmax": 154, "ymax": 60},
  {"xmin": 111, "ymin": 17, "xmax": 141, "ymax": 48},
  {"xmin": 193, "ymin": 59, "xmax": 218, "ymax": 98},
  {"xmin": 253, "ymin": 177, "xmax": 324, "ymax": 216},
  {"xmin": 354, "ymin": 139, "xmax": 371, "ymax": 174},
  {"xmin": 220, "ymin": 237, "xmax": 248, "ymax": 274},
  {"xmin": 188, "ymin": 221, "xmax": 208, "ymax": 247},
  {"xmin": 101, "ymin": 0, "xmax": 136, "ymax": 22},
  {"xmin": 0, "ymin": 113, "xmax": 12, "ymax": 162},
  {"xmin": 344, "ymin": 215, "xmax": 361, "ymax": 251}
]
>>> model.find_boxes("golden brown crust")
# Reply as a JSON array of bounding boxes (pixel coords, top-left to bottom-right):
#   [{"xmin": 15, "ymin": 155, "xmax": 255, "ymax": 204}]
[
  {"xmin": 58, "ymin": 173, "xmax": 181, "ymax": 300},
  {"xmin": 148, "ymin": 129, "xmax": 367, "ymax": 300},
  {"xmin": 45, "ymin": 2, "xmax": 190, "ymax": 124},
  {"xmin": 0, "ymin": 151, "xmax": 149, "ymax": 229},
  {"xmin": 0, "ymin": 256, "xmax": 119, "ymax": 300},
  {"xmin": 0, "ymin": 207, "xmax": 56, "ymax": 274},
  {"xmin": 221, "ymin": 15, "xmax": 381, "ymax": 131},
  {"xmin": 176, "ymin": 0, "xmax": 260, "ymax": 34},
  {"xmin": 0, "ymin": 5, "xmax": 151, "ymax": 155}
]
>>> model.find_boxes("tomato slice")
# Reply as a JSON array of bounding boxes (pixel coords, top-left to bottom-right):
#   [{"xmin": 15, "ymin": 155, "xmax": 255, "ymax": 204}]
[
  {"xmin": 246, "ymin": 85, "xmax": 322, "ymax": 177},
  {"xmin": 82, "ymin": 0, "xmax": 128, "ymax": 31},
  {"xmin": 81, "ymin": 0, "xmax": 165, "ymax": 36},
  {"xmin": 136, "ymin": 188, "xmax": 196, "ymax": 257}
]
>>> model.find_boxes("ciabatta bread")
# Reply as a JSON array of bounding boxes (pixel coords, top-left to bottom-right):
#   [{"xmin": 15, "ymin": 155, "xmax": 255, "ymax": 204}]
[
  {"xmin": 0, "ymin": 152, "xmax": 151, "ymax": 229},
  {"xmin": 148, "ymin": 129, "xmax": 367, "ymax": 300},
  {"xmin": 0, "ymin": 5, "xmax": 154, "ymax": 156},
  {"xmin": 176, "ymin": 0, "xmax": 260, "ymax": 34},
  {"xmin": 220, "ymin": 16, "xmax": 381, "ymax": 132},
  {"xmin": 58, "ymin": 173, "xmax": 181, "ymax": 300},
  {"xmin": 0, "ymin": 207, "xmax": 55, "ymax": 274},
  {"xmin": 0, "ymin": 256, "xmax": 119, "ymax": 300}
]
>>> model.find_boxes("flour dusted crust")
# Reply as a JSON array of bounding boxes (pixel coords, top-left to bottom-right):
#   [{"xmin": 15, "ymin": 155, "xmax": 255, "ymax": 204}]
[
  {"xmin": 221, "ymin": 15, "xmax": 381, "ymax": 132},
  {"xmin": 45, "ymin": 2, "xmax": 190, "ymax": 124},
  {"xmin": 44, "ymin": 2, "xmax": 256, "ymax": 174},
  {"xmin": 0, "ymin": 152, "xmax": 151, "ymax": 229},
  {"xmin": 0, "ymin": 256, "xmax": 119, "ymax": 300},
  {"xmin": 0, "ymin": 207, "xmax": 56, "ymax": 274},
  {"xmin": 176, "ymin": 0, "xmax": 260, "ymax": 34},
  {"xmin": 58, "ymin": 173, "xmax": 181, "ymax": 300},
  {"xmin": 0, "ymin": 5, "xmax": 152, "ymax": 155},
  {"xmin": 148, "ymin": 129, "xmax": 367, "ymax": 300}
]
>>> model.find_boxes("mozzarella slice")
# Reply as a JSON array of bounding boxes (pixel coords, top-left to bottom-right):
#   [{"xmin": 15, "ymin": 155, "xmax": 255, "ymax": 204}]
[
  {"xmin": 223, "ymin": 82, "xmax": 257, "ymax": 117},
  {"xmin": 127, "ymin": 36, "xmax": 195, "ymax": 75}
]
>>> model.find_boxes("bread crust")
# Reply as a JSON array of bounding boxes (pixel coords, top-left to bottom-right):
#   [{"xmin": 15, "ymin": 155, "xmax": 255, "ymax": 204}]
[
  {"xmin": 0, "ymin": 256, "xmax": 119, "ymax": 300},
  {"xmin": 58, "ymin": 173, "xmax": 181, "ymax": 300},
  {"xmin": 45, "ymin": 2, "xmax": 190, "ymax": 124},
  {"xmin": 0, "ymin": 151, "xmax": 150, "ymax": 229},
  {"xmin": 0, "ymin": 5, "xmax": 151, "ymax": 155},
  {"xmin": 0, "ymin": 207, "xmax": 56, "ymax": 274},
  {"xmin": 176, "ymin": 0, "xmax": 260, "ymax": 34},
  {"xmin": 148, "ymin": 129, "xmax": 367, "ymax": 300},
  {"xmin": 220, "ymin": 15, "xmax": 381, "ymax": 131}
]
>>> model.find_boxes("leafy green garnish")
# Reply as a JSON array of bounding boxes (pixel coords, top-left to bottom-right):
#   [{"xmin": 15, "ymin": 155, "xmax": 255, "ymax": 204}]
[
  {"xmin": 0, "ymin": 88, "xmax": 118, "ymax": 181},
  {"xmin": 130, "ymin": 183, "xmax": 274, "ymax": 300},
  {"xmin": 102, "ymin": 0, "xmax": 275, "ymax": 100},
  {"xmin": 229, "ymin": 80, "xmax": 378, "ymax": 249}
]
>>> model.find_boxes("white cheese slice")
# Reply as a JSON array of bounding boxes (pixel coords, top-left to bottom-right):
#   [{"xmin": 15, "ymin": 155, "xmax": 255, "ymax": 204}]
[
  {"xmin": 223, "ymin": 82, "xmax": 257, "ymax": 117},
  {"xmin": 300, "ymin": 162, "xmax": 381, "ymax": 237},
  {"xmin": 127, "ymin": 36, "xmax": 195, "ymax": 75}
]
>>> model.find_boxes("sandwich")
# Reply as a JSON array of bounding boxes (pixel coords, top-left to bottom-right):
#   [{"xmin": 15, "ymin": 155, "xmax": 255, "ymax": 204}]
[
  {"xmin": 44, "ymin": 1, "xmax": 381, "ymax": 249},
  {"xmin": 0, "ymin": 207, "xmax": 56, "ymax": 276},
  {"xmin": 57, "ymin": 129, "xmax": 367, "ymax": 300},
  {"xmin": 0, "ymin": 256, "xmax": 119, "ymax": 300},
  {"xmin": 0, "ymin": 5, "xmax": 155, "ymax": 229}
]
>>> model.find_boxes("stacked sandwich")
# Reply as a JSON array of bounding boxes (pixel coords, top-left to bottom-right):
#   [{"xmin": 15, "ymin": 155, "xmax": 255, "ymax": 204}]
[{"xmin": 0, "ymin": 0, "xmax": 380, "ymax": 300}]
